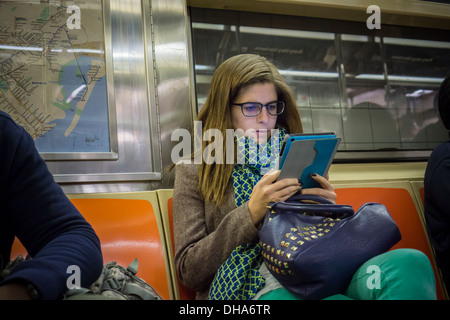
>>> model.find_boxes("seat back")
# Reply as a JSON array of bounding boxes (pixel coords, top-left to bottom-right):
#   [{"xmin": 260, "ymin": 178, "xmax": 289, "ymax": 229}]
[
  {"xmin": 11, "ymin": 191, "xmax": 173, "ymax": 300},
  {"xmin": 410, "ymin": 181, "xmax": 448, "ymax": 298},
  {"xmin": 12, "ymin": 185, "xmax": 443, "ymax": 300},
  {"xmin": 335, "ymin": 182, "xmax": 446, "ymax": 300},
  {"xmin": 157, "ymin": 189, "xmax": 196, "ymax": 300}
]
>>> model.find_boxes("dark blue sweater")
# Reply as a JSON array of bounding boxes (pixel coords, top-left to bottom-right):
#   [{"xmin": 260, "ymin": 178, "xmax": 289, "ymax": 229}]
[
  {"xmin": 424, "ymin": 140, "xmax": 450, "ymax": 292},
  {"xmin": 0, "ymin": 111, "xmax": 102, "ymax": 299}
]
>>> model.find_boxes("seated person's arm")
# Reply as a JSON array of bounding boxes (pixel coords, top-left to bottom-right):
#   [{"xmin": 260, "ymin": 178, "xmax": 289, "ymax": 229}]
[
  {"xmin": 0, "ymin": 115, "xmax": 103, "ymax": 299},
  {"xmin": 173, "ymin": 163, "xmax": 260, "ymax": 292}
]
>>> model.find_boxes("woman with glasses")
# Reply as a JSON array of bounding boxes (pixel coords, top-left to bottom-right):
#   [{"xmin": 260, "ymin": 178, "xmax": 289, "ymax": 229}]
[
  {"xmin": 172, "ymin": 54, "xmax": 336, "ymax": 300},
  {"xmin": 172, "ymin": 54, "xmax": 436, "ymax": 300}
]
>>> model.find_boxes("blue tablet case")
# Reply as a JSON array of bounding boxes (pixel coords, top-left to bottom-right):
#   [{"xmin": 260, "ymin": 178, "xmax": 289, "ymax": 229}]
[
  {"xmin": 279, "ymin": 132, "xmax": 336, "ymax": 169},
  {"xmin": 277, "ymin": 135, "xmax": 340, "ymax": 189}
]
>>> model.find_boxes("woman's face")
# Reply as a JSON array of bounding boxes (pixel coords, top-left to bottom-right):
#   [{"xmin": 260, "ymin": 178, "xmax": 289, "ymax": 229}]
[{"xmin": 231, "ymin": 82, "xmax": 278, "ymax": 142}]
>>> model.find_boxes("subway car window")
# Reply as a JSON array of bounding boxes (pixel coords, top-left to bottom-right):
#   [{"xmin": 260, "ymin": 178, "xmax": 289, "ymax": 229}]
[{"xmin": 190, "ymin": 8, "xmax": 450, "ymax": 161}]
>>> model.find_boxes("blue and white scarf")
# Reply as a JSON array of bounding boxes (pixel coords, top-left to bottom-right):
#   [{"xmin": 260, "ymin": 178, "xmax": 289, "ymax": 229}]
[{"xmin": 208, "ymin": 127, "xmax": 287, "ymax": 300}]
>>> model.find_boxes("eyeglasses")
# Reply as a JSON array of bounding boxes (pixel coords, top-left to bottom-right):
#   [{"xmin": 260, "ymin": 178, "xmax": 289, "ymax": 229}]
[{"xmin": 232, "ymin": 101, "xmax": 285, "ymax": 117}]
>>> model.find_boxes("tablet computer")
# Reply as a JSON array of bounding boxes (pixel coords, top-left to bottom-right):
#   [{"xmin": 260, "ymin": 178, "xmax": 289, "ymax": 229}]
[
  {"xmin": 277, "ymin": 133, "xmax": 341, "ymax": 188},
  {"xmin": 279, "ymin": 132, "xmax": 336, "ymax": 169}
]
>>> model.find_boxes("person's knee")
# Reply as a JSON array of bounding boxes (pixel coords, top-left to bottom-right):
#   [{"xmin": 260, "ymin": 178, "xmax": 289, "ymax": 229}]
[
  {"xmin": 383, "ymin": 249, "xmax": 436, "ymax": 299},
  {"xmin": 389, "ymin": 249, "xmax": 433, "ymax": 272}
]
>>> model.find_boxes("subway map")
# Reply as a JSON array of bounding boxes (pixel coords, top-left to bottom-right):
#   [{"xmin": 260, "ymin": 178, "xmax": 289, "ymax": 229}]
[{"xmin": 0, "ymin": 1, "xmax": 110, "ymax": 153}]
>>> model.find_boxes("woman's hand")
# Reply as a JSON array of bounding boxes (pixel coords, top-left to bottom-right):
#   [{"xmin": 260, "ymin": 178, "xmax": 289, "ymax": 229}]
[
  {"xmin": 248, "ymin": 170, "xmax": 301, "ymax": 225},
  {"xmin": 300, "ymin": 173, "xmax": 337, "ymax": 204},
  {"xmin": 248, "ymin": 171, "xmax": 337, "ymax": 226}
]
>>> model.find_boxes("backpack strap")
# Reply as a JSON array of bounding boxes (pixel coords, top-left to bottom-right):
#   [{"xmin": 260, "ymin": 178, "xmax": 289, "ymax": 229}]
[
  {"xmin": 121, "ymin": 283, "xmax": 160, "ymax": 300},
  {"xmin": 126, "ymin": 258, "xmax": 139, "ymax": 275}
]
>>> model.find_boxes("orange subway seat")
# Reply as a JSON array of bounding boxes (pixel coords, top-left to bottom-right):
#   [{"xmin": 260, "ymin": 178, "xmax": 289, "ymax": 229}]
[
  {"xmin": 336, "ymin": 187, "xmax": 444, "ymax": 300},
  {"xmin": 10, "ymin": 196, "xmax": 172, "ymax": 300}
]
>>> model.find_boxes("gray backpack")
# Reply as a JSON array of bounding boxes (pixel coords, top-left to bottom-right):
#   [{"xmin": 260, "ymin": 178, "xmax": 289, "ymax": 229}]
[
  {"xmin": 67, "ymin": 259, "xmax": 163, "ymax": 300},
  {"xmin": 2, "ymin": 255, "xmax": 162, "ymax": 300}
]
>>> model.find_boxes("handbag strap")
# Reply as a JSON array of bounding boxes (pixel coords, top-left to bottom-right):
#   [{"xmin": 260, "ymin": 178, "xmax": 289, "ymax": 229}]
[
  {"xmin": 285, "ymin": 193, "xmax": 335, "ymax": 205},
  {"xmin": 269, "ymin": 193, "xmax": 354, "ymax": 219}
]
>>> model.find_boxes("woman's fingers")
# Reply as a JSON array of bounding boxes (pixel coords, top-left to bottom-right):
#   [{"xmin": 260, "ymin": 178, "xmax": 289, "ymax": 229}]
[
  {"xmin": 268, "ymin": 183, "xmax": 301, "ymax": 202},
  {"xmin": 249, "ymin": 171, "xmax": 337, "ymax": 226},
  {"xmin": 259, "ymin": 169, "xmax": 280, "ymax": 183},
  {"xmin": 310, "ymin": 172, "xmax": 333, "ymax": 190},
  {"xmin": 301, "ymin": 173, "xmax": 337, "ymax": 203},
  {"xmin": 248, "ymin": 170, "xmax": 301, "ymax": 225}
]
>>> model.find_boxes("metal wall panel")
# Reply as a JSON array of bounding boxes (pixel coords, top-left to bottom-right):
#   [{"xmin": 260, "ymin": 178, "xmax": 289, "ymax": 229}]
[
  {"xmin": 49, "ymin": 0, "xmax": 193, "ymax": 193},
  {"xmin": 143, "ymin": 0, "xmax": 194, "ymax": 188},
  {"xmin": 51, "ymin": 0, "xmax": 154, "ymax": 193}
]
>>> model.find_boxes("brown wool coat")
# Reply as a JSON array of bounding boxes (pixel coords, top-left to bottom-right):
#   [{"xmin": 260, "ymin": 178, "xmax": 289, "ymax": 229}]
[{"xmin": 173, "ymin": 163, "xmax": 260, "ymax": 299}]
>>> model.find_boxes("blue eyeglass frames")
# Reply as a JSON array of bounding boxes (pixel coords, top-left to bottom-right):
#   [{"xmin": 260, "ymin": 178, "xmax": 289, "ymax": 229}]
[{"xmin": 232, "ymin": 101, "xmax": 285, "ymax": 117}]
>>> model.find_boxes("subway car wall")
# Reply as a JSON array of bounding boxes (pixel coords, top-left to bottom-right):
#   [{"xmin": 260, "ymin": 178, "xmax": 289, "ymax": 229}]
[
  {"xmin": 0, "ymin": 0, "xmax": 193, "ymax": 193},
  {"xmin": 190, "ymin": 8, "xmax": 450, "ymax": 160},
  {"xmin": 1, "ymin": 0, "xmax": 450, "ymax": 301},
  {"xmin": 0, "ymin": 0, "xmax": 449, "ymax": 193}
]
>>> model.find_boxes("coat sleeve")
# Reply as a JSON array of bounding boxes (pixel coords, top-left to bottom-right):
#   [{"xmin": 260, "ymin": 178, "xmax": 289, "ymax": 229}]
[
  {"xmin": 424, "ymin": 147, "xmax": 450, "ymax": 288},
  {"xmin": 1, "ymin": 118, "xmax": 103, "ymax": 299},
  {"xmin": 172, "ymin": 163, "xmax": 259, "ymax": 293}
]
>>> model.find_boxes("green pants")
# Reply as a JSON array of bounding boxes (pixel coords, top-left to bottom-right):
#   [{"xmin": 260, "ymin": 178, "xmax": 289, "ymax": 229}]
[{"xmin": 259, "ymin": 249, "xmax": 437, "ymax": 300}]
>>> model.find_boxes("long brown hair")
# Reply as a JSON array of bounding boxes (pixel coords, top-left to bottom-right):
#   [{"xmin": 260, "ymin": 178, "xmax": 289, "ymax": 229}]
[{"xmin": 197, "ymin": 54, "xmax": 302, "ymax": 205}]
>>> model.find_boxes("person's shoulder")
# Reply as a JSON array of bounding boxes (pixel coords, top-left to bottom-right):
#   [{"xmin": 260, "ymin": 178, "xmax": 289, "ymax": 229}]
[
  {"xmin": 0, "ymin": 111, "xmax": 18, "ymax": 127},
  {"xmin": 0, "ymin": 111, "xmax": 27, "ymax": 141},
  {"xmin": 426, "ymin": 140, "xmax": 450, "ymax": 181},
  {"xmin": 174, "ymin": 160, "xmax": 200, "ymax": 176},
  {"xmin": 0, "ymin": 111, "xmax": 27, "ymax": 132},
  {"xmin": 429, "ymin": 140, "xmax": 450, "ymax": 160}
]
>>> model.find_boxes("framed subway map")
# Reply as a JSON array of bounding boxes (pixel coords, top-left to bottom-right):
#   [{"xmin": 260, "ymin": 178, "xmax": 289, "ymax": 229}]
[{"xmin": 0, "ymin": 0, "xmax": 116, "ymax": 160}]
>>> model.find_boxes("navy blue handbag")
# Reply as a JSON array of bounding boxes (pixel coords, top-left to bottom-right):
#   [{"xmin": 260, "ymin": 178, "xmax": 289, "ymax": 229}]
[{"xmin": 258, "ymin": 194, "xmax": 401, "ymax": 299}]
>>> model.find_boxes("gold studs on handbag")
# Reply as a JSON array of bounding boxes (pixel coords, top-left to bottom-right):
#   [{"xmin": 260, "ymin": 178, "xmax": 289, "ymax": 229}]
[{"xmin": 260, "ymin": 216, "xmax": 341, "ymax": 276}]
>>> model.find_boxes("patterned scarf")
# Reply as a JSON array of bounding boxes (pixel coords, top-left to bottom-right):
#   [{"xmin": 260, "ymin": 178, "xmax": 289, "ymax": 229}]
[
  {"xmin": 208, "ymin": 128, "xmax": 287, "ymax": 300},
  {"xmin": 232, "ymin": 127, "xmax": 286, "ymax": 206}
]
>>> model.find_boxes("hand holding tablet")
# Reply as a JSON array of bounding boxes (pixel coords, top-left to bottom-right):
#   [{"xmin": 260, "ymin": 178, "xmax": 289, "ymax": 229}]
[{"xmin": 277, "ymin": 132, "xmax": 341, "ymax": 188}]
